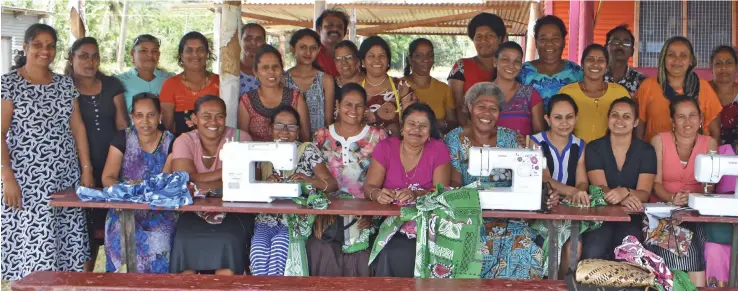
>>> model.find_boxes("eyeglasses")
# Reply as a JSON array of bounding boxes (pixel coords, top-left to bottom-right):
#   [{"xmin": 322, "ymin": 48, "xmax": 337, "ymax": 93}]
[
  {"xmin": 608, "ymin": 40, "xmax": 633, "ymax": 47},
  {"xmin": 133, "ymin": 34, "xmax": 160, "ymax": 47},
  {"xmin": 335, "ymin": 54, "xmax": 355, "ymax": 62},
  {"xmin": 273, "ymin": 123, "xmax": 299, "ymax": 132}
]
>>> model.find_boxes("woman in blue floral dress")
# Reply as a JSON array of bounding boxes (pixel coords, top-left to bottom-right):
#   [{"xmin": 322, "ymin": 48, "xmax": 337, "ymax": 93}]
[
  {"xmin": 100, "ymin": 93, "xmax": 178, "ymax": 273},
  {"xmin": 444, "ymin": 82, "xmax": 545, "ymax": 279}
]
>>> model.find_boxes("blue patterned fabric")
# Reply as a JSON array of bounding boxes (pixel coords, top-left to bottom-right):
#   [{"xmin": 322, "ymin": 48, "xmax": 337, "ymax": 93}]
[
  {"xmin": 76, "ymin": 172, "xmax": 193, "ymax": 209},
  {"xmin": 517, "ymin": 60, "xmax": 583, "ymax": 107},
  {"xmin": 240, "ymin": 73, "xmax": 260, "ymax": 96},
  {"xmin": 444, "ymin": 126, "xmax": 544, "ymax": 279}
]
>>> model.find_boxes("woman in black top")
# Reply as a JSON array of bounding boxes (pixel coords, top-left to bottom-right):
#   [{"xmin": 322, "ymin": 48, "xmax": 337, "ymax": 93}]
[
  {"xmin": 582, "ymin": 97, "xmax": 656, "ymax": 260},
  {"xmin": 65, "ymin": 37, "xmax": 128, "ymax": 271}
]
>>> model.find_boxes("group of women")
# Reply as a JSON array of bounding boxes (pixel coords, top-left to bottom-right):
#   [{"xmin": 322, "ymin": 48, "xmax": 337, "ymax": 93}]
[{"xmin": 1, "ymin": 10, "xmax": 737, "ymax": 288}]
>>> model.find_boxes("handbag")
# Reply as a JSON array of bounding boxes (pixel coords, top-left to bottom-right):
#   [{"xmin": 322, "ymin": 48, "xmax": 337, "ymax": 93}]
[{"xmin": 321, "ymin": 215, "xmax": 358, "ymax": 243}]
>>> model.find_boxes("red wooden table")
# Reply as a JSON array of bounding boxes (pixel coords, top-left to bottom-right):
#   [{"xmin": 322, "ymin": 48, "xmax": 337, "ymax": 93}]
[{"xmin": 50, "ymin": 189, "xmax": 630, "ymax": 278}]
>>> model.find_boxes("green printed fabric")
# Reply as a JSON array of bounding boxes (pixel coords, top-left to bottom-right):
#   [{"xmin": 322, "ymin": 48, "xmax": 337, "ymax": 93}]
[
  {"xmin": 284, "ymin": 183, "xmax": 328, "ymax": 276},
  {"xmin": 369, "ymin": 185, "xmax": 484, "ymax": 278},
  {"xmin": 334, "ymin": 193, "xmax": 378, "ymax": 254},
  {"xmin": 531, "ymin": 185, "xmax": 607, "ymax": 274}
]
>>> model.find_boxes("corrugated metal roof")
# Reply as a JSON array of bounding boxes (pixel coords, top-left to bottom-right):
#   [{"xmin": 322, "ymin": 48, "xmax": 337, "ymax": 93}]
[{"xmin": 176, "ymin": 1, "xmax": 533, "ymax": 36}]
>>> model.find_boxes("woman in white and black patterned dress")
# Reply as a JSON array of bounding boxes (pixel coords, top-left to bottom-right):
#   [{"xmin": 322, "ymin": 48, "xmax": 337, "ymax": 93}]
[{"xmin": 1, "ymin": 24, "xmax": 94, "ymax": 280}]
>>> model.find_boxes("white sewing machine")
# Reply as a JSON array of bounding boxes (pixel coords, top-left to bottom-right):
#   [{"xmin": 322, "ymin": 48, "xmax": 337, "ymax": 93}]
[
  {"xmin": 220, "ymin": 141, "xmax": 301, "ymax": 202},
  {"xmin": 688, "ymin": 153, "xmax": 738, "ymax": 216},
  {"xmin": 467, "ymin": 146, "xmax": 546, "ymax": 211}
]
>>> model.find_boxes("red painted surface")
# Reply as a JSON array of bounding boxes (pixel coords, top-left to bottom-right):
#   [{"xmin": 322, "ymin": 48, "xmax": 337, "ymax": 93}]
[
  {"xmin": 11, "ymin": 271, "xmax": 570, "ymax": 291},
  {"xmin": 51, "ymin": 190, "xmax": 630, "ymax": 221},
  {"xmin": 577, "ymin": 0, "xmax": 595, "ymax": 62},
  {"xmin": 12, "ymin": 271, "xmax": 738, "ymax": 291},
  {"xmin": 567, "ymin": 0, "xmax": 580, "ymax": 63},
  {"xmin": 675, "ymin": 210, "xmax": 738, "ymax": 224}
]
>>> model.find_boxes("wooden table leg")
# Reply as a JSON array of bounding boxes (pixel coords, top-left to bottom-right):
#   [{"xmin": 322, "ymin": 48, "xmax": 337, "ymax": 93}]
[
  {"xmin": 728, "ymin": 224, "xmax": 738, "ymax": 287},
  {"xmin": 119, "ymin": 209, "xmax": 137, "ymax": 273},
  {"xmin": 568, "ymin": 222, "xmax": 580, "ymax": 274},
  {"xmin": 547, "ymin": 220, "xmax": 559, "ymax": 279}
]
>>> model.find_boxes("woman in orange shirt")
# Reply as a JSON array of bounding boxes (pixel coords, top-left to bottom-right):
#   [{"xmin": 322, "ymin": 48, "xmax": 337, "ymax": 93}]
[
  {"xmin": 635, "ymin": 36, "xmax": 722, "ymax": 142},
  {"xmin": 160, "ymin": 31, "xmax": 220, "ymax": 136}
]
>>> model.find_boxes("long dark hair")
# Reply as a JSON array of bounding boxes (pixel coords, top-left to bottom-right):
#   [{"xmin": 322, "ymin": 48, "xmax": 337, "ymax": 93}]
[
  {"xmin": 401, "ymin": 103, "xmax": 441, "ymax": 140},
  {"xmin": 177, "ymin": 31, "xmax": 214, "ymax": 68},
  {"xmin": 289, "ymin": 28, "xmax": 322, "ymax": 71},
  {"xmin": 605, "ymin": 97, "xmax": 639, "ymax": 137},
  {"xmin": 404, "ymin": 38, "xmax": 433, "ymax": 76},
  {"xmin": 13, "ymin": 23, "xmax": 58, "ymax": 70},
  {"xmin": 657, "ymin": 36, "xmax": 699, "ymax": 99},
  {"xmin": 668, "ymin": 95, "xmax": 704, "ymax": 134},
  {"xmin": 337, "ymin": 82, "xmax": 367, "ymax": 104},
  {"xmin": 358, "ymin": 36, "xmax": 391, "ymax": 73},
  {"xmin": 65, "ymin": 37, "xmax": 105, "ymax": 78},
  {"xmin": 131, "ymin": 92, "xmax": 162, "ymax": 114}
]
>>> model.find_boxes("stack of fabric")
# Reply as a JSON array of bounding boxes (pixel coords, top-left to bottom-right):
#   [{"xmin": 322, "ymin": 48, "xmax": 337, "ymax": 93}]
[{"xmin": 76, "ymin": 171, "xmax": 193, "ymax": 209}]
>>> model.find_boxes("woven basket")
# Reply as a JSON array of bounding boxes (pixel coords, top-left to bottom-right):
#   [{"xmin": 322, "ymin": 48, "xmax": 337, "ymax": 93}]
[{"xmin": 575, "ymin": 259, "xmax": 655, "ymax": 288}]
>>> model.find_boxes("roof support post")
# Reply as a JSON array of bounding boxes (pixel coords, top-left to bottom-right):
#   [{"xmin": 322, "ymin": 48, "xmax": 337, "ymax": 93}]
[
  {"xmin": 219, "ymin": 0, "xmax": 241, "ymax": 127},
  {"xmin": 314, "ymin": 0, "xmax": 326, "ymax": 30},
  {"xmin": 577, "ymin": 0, "xmax": 594, "ymax": 63},
  {"xmin": 349, "ymin": 8, "xmax": 357, "ymax": 42},
  {"xmin": 525, "ymin": 1, "xmax": 540, "ymax": 61},
  {"xmin": 567, "ymin": 0, "xmax": 580, "ymax": 63}
]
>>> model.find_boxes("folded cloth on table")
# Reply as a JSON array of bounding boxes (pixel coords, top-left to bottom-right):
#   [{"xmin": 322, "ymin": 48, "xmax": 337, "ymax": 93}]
[
  {"xmin": 615, "ymin": 235, "xmax": 673, "ymax": 290},
  {"xmin": 76, "ymin": 171, "xmax": 193, "ymax": 209}
]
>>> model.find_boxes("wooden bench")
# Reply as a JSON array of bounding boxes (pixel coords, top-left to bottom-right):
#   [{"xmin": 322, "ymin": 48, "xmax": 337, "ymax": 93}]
[
  {"xmin": 12, "ymin": 271, "xmax": 738, "ymax": 291},
  {"xmin": 11, "ymin": 271, "xmax": 568, "ymax": 291}
]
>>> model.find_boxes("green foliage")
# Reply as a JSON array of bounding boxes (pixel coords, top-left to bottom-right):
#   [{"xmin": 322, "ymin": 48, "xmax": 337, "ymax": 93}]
[
  {"xmin": 379, "ymin": 34, "xmax": 471, "ymax": 72},
  {"xmin": 6, "ymin": 1, "xmax": 472, "ymax": 76}
]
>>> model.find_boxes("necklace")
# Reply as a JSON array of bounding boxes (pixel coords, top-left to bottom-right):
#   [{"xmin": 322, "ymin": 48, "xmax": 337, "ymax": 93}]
[
  {"xmin": 21, "ymin": 66, "xmax": 50, "ymax": 84},
  {"xmin": 183, "ymin": 72, "xmax": 209, "ymax": 96},
  {"xmin": 673, "ymin": 134, "xmax": 697, "ymax": 166},
  {"xmin": 139, "ymin": 131, "xmax": 162, "ymax": 151},
  {"xmin": 80, "ymin": 93, "xmax": 101, "ymax": 106},
  {"xmin": 365, "ymin": 75, "xmax": 387, "ymax": 87},
  {"xmin": 400, "ymin": 142, "xmax": 424, "ymax": 181}
]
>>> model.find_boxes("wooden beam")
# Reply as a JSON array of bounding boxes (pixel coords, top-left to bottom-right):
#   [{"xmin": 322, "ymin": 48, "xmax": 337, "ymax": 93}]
[
  {"xmin": 357, "ymin": 10, "xmax": 489, "ymax": 35},
  {"xmin": 681, "ymin": 0, "xmax": 687, "ymax": 37},
  {"xmin": 733, "ymin": 1, "xmax": 736, "ymax": 47},
  {"xmin": 171, "ymin": 3, "xmax": 520, "ymax": 11},
  {"xmin": 241, "ymin": 12, "xmax": 311, "ymax": 28}
]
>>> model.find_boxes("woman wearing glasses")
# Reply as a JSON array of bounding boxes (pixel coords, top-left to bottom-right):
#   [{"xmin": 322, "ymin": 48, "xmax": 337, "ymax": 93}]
[
  {"xmin": 448, "ymin": 13, "xmax": 507, "ymax": 126},
  {"xmin": 251, "ymin": 105, "xmax": 337, "ymax": 276},
  {"xmin": 65, "ymin": 37, "xmax": 129, "ymax": 271},
  {"xmin": 116, "ymin": 34, "xmax": 174, "ymax": 112},
  {"xmin": 405, "ymin": 38, "xmax": 457, "ymax": 134},
  {"xmin": 238, "ymin": 45, "xmax": 311, "ymax": 141},
  {"xmin": 333, "ymin": 40, "xmax": 364, "ymax": 98}
]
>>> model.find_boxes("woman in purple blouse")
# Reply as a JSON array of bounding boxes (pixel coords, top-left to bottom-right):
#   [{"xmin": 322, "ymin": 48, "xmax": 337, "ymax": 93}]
[{"xmin": 362, "ymin": 103, "xmax": 452, "ymax": 277}]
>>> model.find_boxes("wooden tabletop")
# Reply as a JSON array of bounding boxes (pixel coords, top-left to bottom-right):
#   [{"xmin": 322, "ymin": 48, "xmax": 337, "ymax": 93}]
[
  {"xmin": 51, "ymin": 190, "xmax": 630, "ymax": 222},
  {"xmin": 12, "ymin": 271, "xmax": 568, "ymax": 291},
  {"xmin": 674, "ymin": 211, "xmax": 738, "ymax": 224}
]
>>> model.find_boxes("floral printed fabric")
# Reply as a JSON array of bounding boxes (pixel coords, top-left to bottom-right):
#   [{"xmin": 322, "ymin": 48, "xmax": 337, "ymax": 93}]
[
  {"xmin": 369, "ymin": 185, "xmax": 484, "ymax": 279},
  {"xmin": 614, "ymin": 235, "xmax": 674, "ymax": 290},
  {"xmin": 444, "ymin": 126, "xmax": 520, "ymax": 188},
  {"xmin": 517, "ymin": 60, "xmax": 583, "ymax": 107},
  {"xmin": 283, "ymin": 183, "xmax": 328, "ymax": 276},
  {"xmin": 604, "ymin": 67, "xmax": 648, "ymax": 98},
  {"xmin": 313, "ymin": 125, "xmax": 388, "ymax": 198}
]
